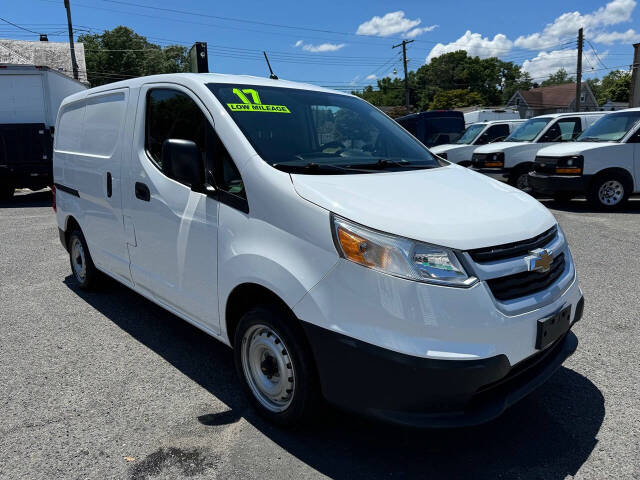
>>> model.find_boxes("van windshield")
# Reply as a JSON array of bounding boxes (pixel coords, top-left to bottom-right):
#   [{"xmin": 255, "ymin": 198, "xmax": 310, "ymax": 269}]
[
  {"xmin": 207, "ymin": 84, "xmax": 443, "ymax": 174},
  {"xmin": 456, "ymin": 124, "xmax": 485, "ymax": 144},
  {"xmin": 577, "ymin": 111, "xmax": 640, "ymax": 142},
  {"xmin": 505, "ymin": 117, "xmax": 551, "ymax": 142}
]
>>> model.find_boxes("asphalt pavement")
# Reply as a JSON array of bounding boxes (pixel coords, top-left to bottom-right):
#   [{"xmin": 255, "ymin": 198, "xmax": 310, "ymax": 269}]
[{"xmin": 1, "ymin": 189, "xmax": 639, "ymax": 479}]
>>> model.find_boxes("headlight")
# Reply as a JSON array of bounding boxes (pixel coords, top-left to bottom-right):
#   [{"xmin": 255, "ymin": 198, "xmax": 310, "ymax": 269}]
[
  {"xmin": 331, "ymin": 215, "xmax": 477, "ymax": 287},
  {"xmin": 555, "ymin": 155, "xmax": 583, "ymax": 175},
  {"xmin": 484, "ymin": 152, "xmax": 504, "ymax": 168}
]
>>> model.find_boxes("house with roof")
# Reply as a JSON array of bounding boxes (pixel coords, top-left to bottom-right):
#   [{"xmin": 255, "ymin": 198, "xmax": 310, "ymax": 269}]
[
  {"xmin": 0, "ymin": 38, "xmax": 87, "ymax": 83},
  {"xmin": 506, "ymin": 82, "xmax": 598, "ymax": 118}
]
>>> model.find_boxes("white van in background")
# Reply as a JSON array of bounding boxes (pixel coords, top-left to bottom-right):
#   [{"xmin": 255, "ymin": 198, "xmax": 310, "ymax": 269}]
[
  {"xmin": 430, "ymin": 119, "xmax": 525, "ymax": 166},
  {"xmin": 463, "ymin": 108, "xmax": 520, "ymax": 126},
  {"xmin": 471, "ymin": 112, "xmax": 605, "ymax": 190},
  {"xmin": 53, "ymin": 73, "xmax": 583, "ymax": 428},
  {"xmin": 529, "ymin": 108, "xmax": 640, "ymax": 209}
]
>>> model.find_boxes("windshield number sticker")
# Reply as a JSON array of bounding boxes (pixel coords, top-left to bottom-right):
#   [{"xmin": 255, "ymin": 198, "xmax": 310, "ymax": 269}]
[{"xmin": 227, "ymin": 88, "xmax": 290, "ymax": 113}]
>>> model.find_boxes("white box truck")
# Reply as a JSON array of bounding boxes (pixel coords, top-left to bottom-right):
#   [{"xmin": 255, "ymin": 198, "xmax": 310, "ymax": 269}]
[{"xmin": 0, "ymin": 64, "xmax": 86, "ymax": 199}]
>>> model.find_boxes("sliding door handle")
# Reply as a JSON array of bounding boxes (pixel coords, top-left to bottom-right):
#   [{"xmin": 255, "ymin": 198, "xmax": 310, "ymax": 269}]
[
  {"xmin": 135, "ymin": 182, "xmax": 150, "ymax": 202},
  {"xmin": 106, "ymin": 172, "xmax": 112, "ymax": 198}
]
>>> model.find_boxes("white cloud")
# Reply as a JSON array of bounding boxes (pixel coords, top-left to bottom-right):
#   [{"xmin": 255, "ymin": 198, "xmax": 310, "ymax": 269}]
[
  {"xmin": 593, "ymin": 28, "xmax": 640, "ymax": 44},
  {"xmin": 406, "ymin": 25, "xmax": 439, "ymax": 38},
  {"xmin": 426, "ymin": 31, "xmax": 513, "ymax": 62},
  {"xmin": 521, "ymin": 49, "xmax": 605, "ymax": 80},
  {"xmin": 365, "ymin": 74, "xmax": 377, "ymax": 80},
  {"xmin": 515, "ymin": 0, "xmax": 636, "ymax": 49},
  {"xmin": 293, "ymin": 41, "xmax": 345, "ymax": 53},
  {"xmin": 356, "ymin": 11, "xmax": 437, "ymax": 38}
]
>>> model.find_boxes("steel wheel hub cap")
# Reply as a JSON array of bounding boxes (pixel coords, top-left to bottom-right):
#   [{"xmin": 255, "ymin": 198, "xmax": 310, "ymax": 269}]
[
  {"xmin": 599, "ymin": 180, "xmax": 624, "ymax": 205},
  {"xmin": 517, "ymin": 174, "xmax": 530, "ymax": 190},
  {"xmin": 71, "ymin": 238, "xmax": 86, "ymax": 282},
  {"xmin": 241, "ymin": 324, "xmax": 294, "ymax": 412}
]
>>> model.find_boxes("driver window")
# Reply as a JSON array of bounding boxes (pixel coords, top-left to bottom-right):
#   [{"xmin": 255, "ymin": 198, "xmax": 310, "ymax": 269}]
[{"xmin": 545, "ymin": 117, "xmax": 581, "ymax": 142}]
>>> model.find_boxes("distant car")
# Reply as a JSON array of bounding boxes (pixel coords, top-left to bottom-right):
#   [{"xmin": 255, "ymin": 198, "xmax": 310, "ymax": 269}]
[
  {"xmin": 529, "ymin": 108, "xmax": 640, "ymax": 209},
  {"xmin": 430, "ymin": 119, "xmax": 525, "ymax": 166},
  {"xmin": 471, "ymin": 112, "xmax": 606, "ymax": 191},
  {"xmin": 395, "ymin": 110, "xmax": 465, "ymax": 148}
]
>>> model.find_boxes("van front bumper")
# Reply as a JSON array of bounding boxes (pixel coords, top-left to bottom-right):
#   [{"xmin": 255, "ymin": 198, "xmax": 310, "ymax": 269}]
[
  {"xmin": 471, "ymin": 167, "xmax": 509, "ymax": 182},
  {"xmin": 302, "ymin": 320, "xmax": 579, "ymax": 428},
  {"xmin": 529, "ymin": 172, "xmax": 591, "ymax": 196}
]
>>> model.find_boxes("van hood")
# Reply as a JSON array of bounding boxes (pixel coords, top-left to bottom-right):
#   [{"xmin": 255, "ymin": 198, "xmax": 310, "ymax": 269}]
[
  {"xmin": 291, "ymin": 164, "xmax": 555, "ymax": 250},
  {"xmin": 430, "ymin": 144, "xmax": 467, "ymax": 154},
  {"xmin": 473, "ymin": 142, "xmax": 529, "ymax": 154},
  {"xmin": 536, "ymin": 141, "xmax": 619, "ymax": 157}
]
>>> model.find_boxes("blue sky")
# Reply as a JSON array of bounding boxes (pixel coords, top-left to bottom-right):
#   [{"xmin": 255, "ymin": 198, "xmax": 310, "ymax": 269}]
[{"xmin": 2, "ymin": 0, "xmax": 638, "ymax": 90}]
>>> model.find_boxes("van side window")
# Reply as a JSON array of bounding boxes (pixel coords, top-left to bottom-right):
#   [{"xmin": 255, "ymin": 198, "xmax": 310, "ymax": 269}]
[
  {"xmin": 208, "ymin": 128, "xmax": 246, "ymax": 199},
  {"xmin": 542, "ymin": 117, "xmax": 581, "ymax": 142},
  {"xmin": 145, "ymin": 89, "xmax": 208, "ymax": 169},
  {"xmin": 477, "ymin": 124, "xmax": 510, "ymax": 144}
]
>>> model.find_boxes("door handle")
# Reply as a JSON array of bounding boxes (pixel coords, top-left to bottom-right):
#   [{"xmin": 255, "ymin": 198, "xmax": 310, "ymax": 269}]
[
  {"xmin": 135, "ymin": 182, "xmax": 150, "ymax": 202},
  {"xmin": 106, "ymin": 172, "xmax": 112, "ymax": 198}
]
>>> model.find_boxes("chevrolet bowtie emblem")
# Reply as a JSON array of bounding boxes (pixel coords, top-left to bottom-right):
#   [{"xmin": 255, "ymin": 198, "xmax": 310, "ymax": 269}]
[{"xmin": 525, "ymin": 248, "xmax": 553, "ymax": 273}]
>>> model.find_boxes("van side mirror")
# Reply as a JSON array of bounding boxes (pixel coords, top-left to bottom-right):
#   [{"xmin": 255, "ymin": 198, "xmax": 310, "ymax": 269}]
[{"xmin": 161, "ymin": 139, "xmax": 204, "ymax": 189}]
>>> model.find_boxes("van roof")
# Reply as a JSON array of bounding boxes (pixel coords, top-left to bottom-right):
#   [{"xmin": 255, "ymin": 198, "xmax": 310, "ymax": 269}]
[
  {"xmin": 61, "ymin": 72, "xmax": 348, "ymax": 104},
  {"xmin": 529, "ymin": 111, "xmax": 605, "ymax": 120},
  {"xmin": 471, "ymin": 119, "xmax": 525, "ymax": 126}
]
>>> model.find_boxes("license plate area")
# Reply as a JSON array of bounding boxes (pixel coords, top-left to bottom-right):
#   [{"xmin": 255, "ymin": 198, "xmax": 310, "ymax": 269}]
[{"xmin": 535, "ymin": 305, "xmax": 571, "ymax": 350}]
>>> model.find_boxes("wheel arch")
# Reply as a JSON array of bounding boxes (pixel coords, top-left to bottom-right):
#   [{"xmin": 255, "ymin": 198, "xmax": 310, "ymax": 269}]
[
  {"xmin": 225, "ymin": 282, "xmax": 302, "ymax": 348},
  {"xmin": 589, "ymin": 167, "xmax": 634, "ymax": 192},
  {"xmin": 61, "ymin": 215, "xmax": 82, "ymax": 251}
]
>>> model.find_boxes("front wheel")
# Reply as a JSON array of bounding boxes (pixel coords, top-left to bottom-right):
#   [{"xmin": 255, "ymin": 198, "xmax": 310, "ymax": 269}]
[
  {"xmin": 509, "ymin": 167, "xmax": 533, "ymax": 192},
  {"xmin": 234, "ymin": 305, "xmax": 320, "ymax": 428},
  {"xmin": 587, "ymin": 175, "xmax": 630, "ymax": 209}
]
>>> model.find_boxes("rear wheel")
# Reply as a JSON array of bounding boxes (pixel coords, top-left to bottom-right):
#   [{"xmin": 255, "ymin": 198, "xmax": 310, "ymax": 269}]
[
  {"xmin": 68, "ymin": 229, "xmax": 100, "ymax": 290},
  {"xmin": 587, "ymin": 174, "xmax": 630, "ymax": 210},
  {"xmin": 0, "ymin": 185, "xmax": 14, "ymax": 200},
  {"xmin": 234, "ymin": 305, "xmax": 320, "ymax": 428}
]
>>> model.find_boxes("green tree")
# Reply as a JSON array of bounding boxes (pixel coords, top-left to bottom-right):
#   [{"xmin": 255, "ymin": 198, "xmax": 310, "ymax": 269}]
[
  {"xmin": 78, "ymin": 26, "xmax": 190, "ymax": 86},
  {"xmin": 429, "ymin": 89, "xmax": 484, "ymax": 109},
  {"xmin": 540, "ymin": 68, "xmax": 574, "ymax": 87},
  {"xmin": 588, "ymin": 70, "xmax": 632, "ymax": 105}
]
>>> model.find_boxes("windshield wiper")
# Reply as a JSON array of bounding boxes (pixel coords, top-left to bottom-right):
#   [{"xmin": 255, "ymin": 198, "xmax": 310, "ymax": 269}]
[
  {"xmin": 356, "ymin": 158, "xmax": 437, "ymax": 170},
  {"xmin": 272, "ymin": 162, "xmax": 376, "ymax": 174},
  {"xmin": 579, "ymin": 136, "xmax": 607, "ymax": 142}
]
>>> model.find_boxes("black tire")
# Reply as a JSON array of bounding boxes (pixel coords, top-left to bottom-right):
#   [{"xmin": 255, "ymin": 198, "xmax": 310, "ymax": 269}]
[
  {"xmin": 552, "ymin": 192, "xmax": 574, "ymax": 204},
  {"xmin": 68, "ymin": 229, "xmax": 101, "ymax": 290},
  {"xmin": 0, "ymin": 185, "xmax": 14, "ymax": 200},
  {"xmin": 509, "ymin": 166, "xmax": 533, "ymax": 192},
  {"xmin": 234, "ymin": 304, "xmax": 320, "ymax": 428},
  {"xmin": 587, "ymin": 173, "xmax": 630, "ymax": 210}
]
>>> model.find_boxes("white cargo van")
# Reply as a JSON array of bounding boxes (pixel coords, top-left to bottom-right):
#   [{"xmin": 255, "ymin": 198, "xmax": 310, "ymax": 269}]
[
  {"xmin": 53, "ymin": 73, "xmax": 584, "ymax": 427},
  {"xmin": 530, "ymin": 108, "xmax": 640, "ymax": 208},
  {"xmin": 430, "ymin": 119, "xmax": 525, "ymax": 165},
  {"xmin": 471, "ymin": 112, "xmax": 605, "ymax": 190}
]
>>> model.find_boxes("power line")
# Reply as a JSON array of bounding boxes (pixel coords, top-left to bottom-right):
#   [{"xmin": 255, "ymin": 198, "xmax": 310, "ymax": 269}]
[{"xmin": 0, "ymin": 16, "xmax": 43, "ymax": 35}]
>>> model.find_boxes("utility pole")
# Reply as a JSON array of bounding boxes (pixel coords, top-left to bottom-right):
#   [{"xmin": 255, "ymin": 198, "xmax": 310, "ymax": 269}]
[
  {"xmin": 575, "ymin": 27, "xmax": 583, "ymax": 112},
  {"xmin": 64, "ymin": 0, "xmax": 79, "ymax": 80},
  {"xmin": 392, "ymin": 39, "xmax": 414, "ymax": 114},
  {"xmin": 630, "ymin": 43, "xmax": 640, "ymax": 107}
]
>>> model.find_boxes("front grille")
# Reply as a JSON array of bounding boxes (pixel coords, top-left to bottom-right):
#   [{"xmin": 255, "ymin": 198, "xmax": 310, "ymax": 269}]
[
  {"xmin": 534, "ymin": 156, "xmax": 558, "ymax": 174},
  {"xmin": 487, "ymin": 253, "xmax": 566, "ymax": 301},
  {"xmin": 469, "ymin": 226, "xmax": 558, "ymax": 263}
]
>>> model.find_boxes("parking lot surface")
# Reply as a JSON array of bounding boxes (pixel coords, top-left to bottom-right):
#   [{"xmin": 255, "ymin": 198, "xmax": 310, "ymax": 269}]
[{"xmin": 1, "ymin": 190, "xmax": 639, "ymax": 480}]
